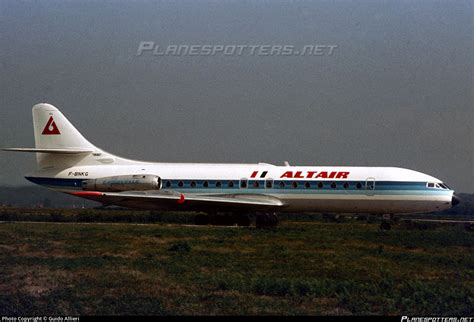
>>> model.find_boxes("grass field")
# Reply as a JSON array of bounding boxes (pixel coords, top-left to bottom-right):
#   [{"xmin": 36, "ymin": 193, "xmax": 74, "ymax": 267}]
[{"xmin": 0, "ymin": 217, "xmax": 473, "ymax": 315}]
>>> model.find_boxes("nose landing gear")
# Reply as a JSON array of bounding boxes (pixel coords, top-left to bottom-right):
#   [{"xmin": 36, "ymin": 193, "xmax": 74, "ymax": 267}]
[{"xmin": 379, "ymin": 214, "xmax": 393, "ymax": 231}]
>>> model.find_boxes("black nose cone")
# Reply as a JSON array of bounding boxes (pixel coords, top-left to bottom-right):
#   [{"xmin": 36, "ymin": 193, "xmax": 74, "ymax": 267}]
[{"xmin": 451, "ymin": 194, "xmax": 461, "ymax": 207}]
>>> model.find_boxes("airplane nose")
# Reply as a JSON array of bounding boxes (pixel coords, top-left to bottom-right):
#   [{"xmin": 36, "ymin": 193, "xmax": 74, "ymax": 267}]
[{"xmin": 451, "ymin": 194, "xmax": 461, "ymax": 207}]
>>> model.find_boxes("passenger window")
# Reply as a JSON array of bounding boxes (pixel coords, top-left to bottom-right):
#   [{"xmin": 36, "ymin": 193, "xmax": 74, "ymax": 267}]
[
  {"xmin": 165, "ymin": 181, "xmax": 171, "ymax": 188},
  {"xmin": 253, "ymin": 181, "xmax": 260, "ymax": 188},
  {"xmin": 240, "ymin": 179, "xmax": 248, "ymax": 188},
  {"xmin": 178, "ymin": 181, "xmax": 184, "ymax": 188},
  {"xmin": 203, "ymin": 181, "xmax": 209, "ymax": 188},
  {"xmin": 292, "ymin": 182, "xmax": 298, "ymax": 188},
  {"xmin": 215, "ymin": 181, "xmax": 222, "ymax": 188},
  {"xmin": 331, "ymin": 182, "xmax": 337, "ymax": 189},
  {"xmin": 228, "ymin": 181, "xmax": 234, "ymax": 188},
  {"xmin": 356, "ymin": 182, "xmax": 362, "ymax": 189},
  {"xmin": 343, "ymin": 182, "xmax": 349, "ymax": 189},
  {"xmin": 279, "ymin": 181, "xmax": 285, "ymax": 188},
  {"xmin": 305, "ymin": 182, "xmax": 311, "ymax": 189},
  {"xmin": 317, "ymin": 182, "xmax": 323, "ymax": 189},
  {"xmin": 190, "ymin": 181, "xmax": 196, "ymax": 188}
]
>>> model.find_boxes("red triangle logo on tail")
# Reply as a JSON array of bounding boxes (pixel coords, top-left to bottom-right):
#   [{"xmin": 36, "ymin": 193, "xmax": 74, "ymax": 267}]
[{"xmin": 42, "ymin": 116, "xmax": 60, "ymax": 135}]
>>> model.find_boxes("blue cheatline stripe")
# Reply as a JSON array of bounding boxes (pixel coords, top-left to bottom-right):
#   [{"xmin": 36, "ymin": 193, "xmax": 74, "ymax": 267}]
[
  {"xmin": 25, "ymin": 176, "xmax": 452, "ymax": 196},
  {"xmin": 26, "ymin": 177, "xmax": 84, "ymax": 189},
  {"xmin": 171, "ymin": 189, "xmax": 450, "ymax": 196},
  {"xmin": 162, "ymin": 179, "xmax": 432, "ymax": 191}
]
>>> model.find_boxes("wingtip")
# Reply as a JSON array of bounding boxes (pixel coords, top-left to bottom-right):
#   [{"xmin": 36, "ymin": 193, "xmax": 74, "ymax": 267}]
[{"xmin": 70, "ymin": 191, "xmax": 104, "ymax": 197}]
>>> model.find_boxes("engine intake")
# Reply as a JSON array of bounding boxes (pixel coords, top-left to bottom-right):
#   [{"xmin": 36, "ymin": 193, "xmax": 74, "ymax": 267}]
[{"xmin": 82, "ymin": 174, "xmax": 161, "ymax": 192}]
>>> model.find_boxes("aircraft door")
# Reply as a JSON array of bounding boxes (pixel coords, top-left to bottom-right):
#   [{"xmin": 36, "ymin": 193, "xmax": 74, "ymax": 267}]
[
  {"xmin": 365, "ymin": 177, "xmax": 376, "ymax": 196},
  {"xmin": 265, "ymin": 178, "xmax": 274, "ymax": 189}
]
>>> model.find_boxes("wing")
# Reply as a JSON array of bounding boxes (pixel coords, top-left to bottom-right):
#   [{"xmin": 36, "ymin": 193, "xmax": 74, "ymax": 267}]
[
  {"xmin": 71, "ymin": 190, "xmax": 286, "ymax": 212},
  {"xmin": 3, "ymin": 148, "xmax": 93, "ymax": 154}
]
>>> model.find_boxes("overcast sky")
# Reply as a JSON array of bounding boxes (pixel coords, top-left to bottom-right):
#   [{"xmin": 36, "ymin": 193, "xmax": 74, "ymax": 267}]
[{"xmin": 0, "ymin": 0, "xmax": 472, "ymax": 192}]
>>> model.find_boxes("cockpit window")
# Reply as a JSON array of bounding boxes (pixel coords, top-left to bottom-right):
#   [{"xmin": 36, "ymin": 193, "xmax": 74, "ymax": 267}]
[{"xmin": 427, "ymin": 182, "xmax": 450, "ymax": 190}]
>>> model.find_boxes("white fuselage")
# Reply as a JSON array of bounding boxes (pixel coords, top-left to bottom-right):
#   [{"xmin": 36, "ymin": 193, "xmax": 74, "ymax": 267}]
[{"xmin": 26, "ymin": 162, "xmax": 455, "ymax": 214}]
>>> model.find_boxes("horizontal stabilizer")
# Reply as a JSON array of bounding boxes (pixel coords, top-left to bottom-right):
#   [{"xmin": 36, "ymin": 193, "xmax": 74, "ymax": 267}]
[{"xmin": 3, "ymin": 148, "xmax": 93, "ymax": 154}]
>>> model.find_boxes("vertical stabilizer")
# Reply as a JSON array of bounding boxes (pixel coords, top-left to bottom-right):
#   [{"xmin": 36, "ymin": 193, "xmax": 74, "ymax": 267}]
[
  {"xmin": 33, "ymin": 103, "xmax": 97, "ymax": 150},
  {"xmin": 3, "ymin": 103, "xmax": 135, "ymax": 170},
  {"xmin": 31, "ymin": 103, "xmax": 103, "ymax": 168}
]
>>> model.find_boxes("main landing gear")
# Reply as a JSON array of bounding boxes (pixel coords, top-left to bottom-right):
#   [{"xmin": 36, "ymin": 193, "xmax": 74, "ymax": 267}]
[
  {"xmin": 193, "ymin": 212, "xmax": 278, "ymax": 228},
  {"xmin": 255, "ymin": 213, "xmax": 279, "ymax": 229},
  {"xmin": 194, "ymin": 213, "xmax": 251, "ymax": 227}
]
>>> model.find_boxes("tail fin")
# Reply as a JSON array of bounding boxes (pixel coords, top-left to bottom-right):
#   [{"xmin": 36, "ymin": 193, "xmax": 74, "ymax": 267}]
[
  {"xmin": 33, "ymin": 103, "xmax": 97, "ymax": 151},
  {"xmin": 3, "ymin": 103, "xmax": 121, "ymax": 169}
]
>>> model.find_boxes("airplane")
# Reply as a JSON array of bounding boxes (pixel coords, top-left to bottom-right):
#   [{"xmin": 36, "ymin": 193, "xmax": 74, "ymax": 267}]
[{"xmin": 3, "ymin": 103, "xmax": 460, "ymax": 229}]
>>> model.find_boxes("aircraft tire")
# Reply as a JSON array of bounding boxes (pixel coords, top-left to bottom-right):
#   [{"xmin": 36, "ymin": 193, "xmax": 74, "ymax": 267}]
[
  {"xmin": 269, "ymin": 213, "xmax": 279, "ymax": 227},
  {"xmin": 256, "ymin": 213, "xmax": 279, "ymax": 229}
]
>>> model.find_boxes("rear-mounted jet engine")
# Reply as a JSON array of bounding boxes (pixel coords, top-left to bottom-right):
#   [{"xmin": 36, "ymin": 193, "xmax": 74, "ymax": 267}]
[{"xmin": 82, "ymin": 175, "xmax": 161, "ymax": 192}]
